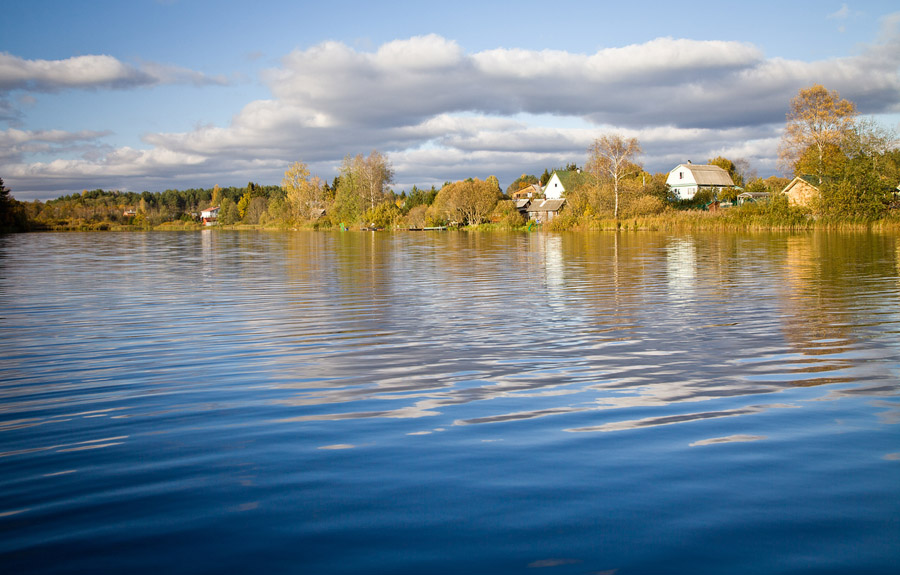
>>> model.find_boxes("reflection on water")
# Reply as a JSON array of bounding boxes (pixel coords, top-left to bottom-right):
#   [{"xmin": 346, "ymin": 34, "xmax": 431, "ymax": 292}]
[{"xmin": 1, "ymin": 230, "xmax": 899, "ymax": 574}]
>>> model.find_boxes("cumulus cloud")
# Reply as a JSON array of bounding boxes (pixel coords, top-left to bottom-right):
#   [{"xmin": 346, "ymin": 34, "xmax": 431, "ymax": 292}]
[
  {"xmin": 0, "ymin": 128, "xmax": 113, "ymax": 163},
  {"xmin": 6, "ymin": 23, "xmax": 900, "ymax": 199},
  {"xmin": 0, "ymin": 52, "xmax": 227, "ymax": 93}
]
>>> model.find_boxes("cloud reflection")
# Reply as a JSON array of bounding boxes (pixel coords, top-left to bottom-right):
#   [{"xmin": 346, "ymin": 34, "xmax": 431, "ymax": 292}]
[
  {"xmin": 690, "ymin": 434, "xmax": 767, "ymax": 447},
  {"xmin": 567, "ymin": 404, "xmax": 797, "ymax": 433},
  {"xmin": 261, "ymin": 232, "xmax": 899, "ymax": 439}
]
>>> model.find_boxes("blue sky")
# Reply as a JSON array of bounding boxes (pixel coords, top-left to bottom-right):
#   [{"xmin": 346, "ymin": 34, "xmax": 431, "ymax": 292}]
[{"xmin": 2, "ymin": 0, "xmax": 899, "ymax": 200}]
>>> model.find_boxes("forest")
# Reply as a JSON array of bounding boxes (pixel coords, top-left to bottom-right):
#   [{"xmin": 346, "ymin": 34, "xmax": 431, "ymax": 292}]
[{"xmin": 1, "ymin": 85, "xmax": 899, "ymax": 234}]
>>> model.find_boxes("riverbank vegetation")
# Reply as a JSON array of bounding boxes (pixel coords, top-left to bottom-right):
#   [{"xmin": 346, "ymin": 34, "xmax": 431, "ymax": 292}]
[{"xmin": 2, "ymin": 85, "xmax": 898, "ymax": 234}]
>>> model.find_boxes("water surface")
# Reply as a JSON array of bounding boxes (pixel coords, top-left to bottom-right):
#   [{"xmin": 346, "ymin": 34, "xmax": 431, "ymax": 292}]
[{"xmin": 1, "ymin": 230, "xmax": 899, "ymax": 574}]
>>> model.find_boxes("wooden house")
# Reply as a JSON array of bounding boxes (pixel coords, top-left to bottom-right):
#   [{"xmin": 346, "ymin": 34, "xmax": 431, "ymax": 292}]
[
  {"xmin": 512, "ymin": 183, "xmax": 542, "ymax": 200},
  {"xmin": 521, "ymin": 198, "xmax": 566, "ymax": 224}
]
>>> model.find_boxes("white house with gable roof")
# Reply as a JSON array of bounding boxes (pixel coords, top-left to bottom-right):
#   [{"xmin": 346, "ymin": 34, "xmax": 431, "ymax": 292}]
[{"xmin": 666, "ymin": 163, "xmax": 738, "ymax": 200}]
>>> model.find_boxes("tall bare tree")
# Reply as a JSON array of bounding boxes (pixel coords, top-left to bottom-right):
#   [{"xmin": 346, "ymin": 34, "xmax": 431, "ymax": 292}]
[
  {"xmin": 359, "ymin": 150, "xmax": 394, "ymax": 212},
  {"xmin": 586, "ymin": 134, "xmax": 642, "ymax": 219}
]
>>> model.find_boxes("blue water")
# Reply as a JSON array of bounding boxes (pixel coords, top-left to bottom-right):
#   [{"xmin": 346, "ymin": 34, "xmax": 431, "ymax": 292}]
[{"xmin": 1, "ymin": 230, "xmax": 899, "ymax": 574}]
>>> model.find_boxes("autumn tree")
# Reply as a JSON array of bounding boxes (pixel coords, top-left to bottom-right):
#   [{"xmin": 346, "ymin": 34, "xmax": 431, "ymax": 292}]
[
  {"xmin": 210, "ymin": 184, "xmax": 222, "ymax": 208},
  {"xmin": 505, "ymin": 174, "xmax": 539, "ymax": 196},
  {"xmin": 586, "ymin": 133, "xmax": 642, "ymax": 219},
  {"xmin": 282, "ymin": 160, "xmax": 326, "ymax": 223},
  {"xmin": 237, "ymin": 191, "xmax": 252, "ymax": 220},
  {"xmin": 778, "ymin": 84, "xmax": 857, "ymax": 178},
  {"xmin": 432, "ymin": 178, "xmax": 501, "ymax": 226}
]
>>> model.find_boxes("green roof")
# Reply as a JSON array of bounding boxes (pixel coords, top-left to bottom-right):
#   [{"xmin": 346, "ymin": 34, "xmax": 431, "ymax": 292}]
[{"xmin": 552, "ymin": 169, "xmax": 589, "ymax": 191}]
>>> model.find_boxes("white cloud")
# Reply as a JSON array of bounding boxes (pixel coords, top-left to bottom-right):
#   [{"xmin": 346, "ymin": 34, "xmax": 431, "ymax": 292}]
[
  {"xmin": 0, "ymin": 52, "xmax": 227, "ymax": 93},
  {"xmin": 828, "ymin": 4, "xmax": 851, "ymax": 20},
  {"xmin": 5, "ymin": 22, "xmax": 900, "ymax": 200}
]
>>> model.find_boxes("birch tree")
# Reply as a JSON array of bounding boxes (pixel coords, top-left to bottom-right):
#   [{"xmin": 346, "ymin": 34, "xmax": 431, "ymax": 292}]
[
  {"xmin": 586, "ymin": 134, "xmax": 641, "ymax": 219},
  {"xmin": 332, "ymin": 150, "xmax": 394, "ymax": 223}
]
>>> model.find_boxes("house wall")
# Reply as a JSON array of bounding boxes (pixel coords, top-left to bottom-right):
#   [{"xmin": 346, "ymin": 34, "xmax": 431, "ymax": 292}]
[
  {"xmin": 784, "ymin": 180, "xmax": 819, "ymax": 207},
  {"xmin": 544, "ymin": 173, "xmax": 565, "ymax": 199},
  {"xmin": 527, "ymin": 210, "xmax": 559, "ymax": 223},
  {"xmin": 666, "ymin": 165, "xmax": 699, "ymax": 200}
]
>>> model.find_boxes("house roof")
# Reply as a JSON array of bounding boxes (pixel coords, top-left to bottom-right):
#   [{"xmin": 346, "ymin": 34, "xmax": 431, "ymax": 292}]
[
  {"xmin": 674, "ymin": 164, "xmax": 736, "ymax": 187},
  {"xmin": 781, "ymin": 175, "xmax": 820, "ymax": 194},
  {"xmin": 552, "ymin": 169, "xmax": 588, "ymax": 190},
  {"xmin": 512, "ymin": 183, "xmax": 542, "ymax": 199},
  {"xmin": 526, "ymin": 199, "xmax": 566, "ymax": 212}
]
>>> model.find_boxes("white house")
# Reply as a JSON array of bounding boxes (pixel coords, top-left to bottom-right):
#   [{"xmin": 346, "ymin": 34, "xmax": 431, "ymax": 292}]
[
  {"xmin": 666, "ymin": 163, "xmax": 738, "ymax": 200},
  {"xmin": 200, "ymin": 206, "xmax": 220, "ymax": 226},
  {"xmin": 543, "ymin": 172, "xmax": 566, "ymax": 200}
]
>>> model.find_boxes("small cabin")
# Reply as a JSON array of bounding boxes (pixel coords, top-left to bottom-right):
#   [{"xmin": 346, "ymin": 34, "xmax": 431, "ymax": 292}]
[
  {"xmin": 780, "ymin": 176, "xmax": 820, "ymax": 207},
  {"xmin": 736, "ymin": 191, "xmax": 770, "ymax": 205},
  {"xmin": 520, "ymin": 198, "xmax": 566, "ymax": 224}
]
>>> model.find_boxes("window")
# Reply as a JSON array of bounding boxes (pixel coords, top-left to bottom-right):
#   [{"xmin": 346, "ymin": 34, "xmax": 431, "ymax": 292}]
[{"xmin": 679, "ymin": 172, "xmax": 683, "ymax": 179}]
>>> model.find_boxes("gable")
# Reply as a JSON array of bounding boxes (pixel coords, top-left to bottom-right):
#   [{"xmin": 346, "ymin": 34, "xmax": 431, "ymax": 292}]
[
  {"xmin": 545, "ymin": 173, "xmax": 565, "ymax": 199},
  {"xmin": 781, "ymin": 176, "xmax": 819, "ymax": 206}
]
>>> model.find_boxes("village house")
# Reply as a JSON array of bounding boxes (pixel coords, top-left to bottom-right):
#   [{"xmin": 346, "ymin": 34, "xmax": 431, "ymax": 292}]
[
  {"xmin": 666, "ymin": 162, "xmax": 739, "ymax": 200},
  {"xmin": 512, "ymin": 183, "xmax": 542, "ymax": 200},
  {"xmin": 736, "ymin": 191, "xmax": 770, "ymax": 205},
  {"xmin": 200, "ymin": 206, "xmax": 220, "ymax": 226},
  {"xmin": 519, "ymin": 198, "xmax": 566, "ymax": 224},
  {"xmin": 780, "ymin": 176, "xmax": 820, "ymax": 207}
]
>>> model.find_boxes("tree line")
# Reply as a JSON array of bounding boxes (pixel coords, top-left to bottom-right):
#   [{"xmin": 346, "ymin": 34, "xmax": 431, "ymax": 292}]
[{"xmin": 1, "ymin": 85, "xmax": 898, "ymax": 233}]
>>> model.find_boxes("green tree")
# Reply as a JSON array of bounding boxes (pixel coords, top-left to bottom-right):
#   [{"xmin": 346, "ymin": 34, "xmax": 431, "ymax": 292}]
[
  {"xmin": 505, "ymin": 174, "xmax": 539, "ymax": 196},
  {"xmin": 540, "ymin": 169, "xmax": 551, "ymax": 186},
  {"xmin": 218, "ymin": 197, "xmax": 240, "ymax": 225},
  {"xmin": 0, "ymin": 178, "xmax": 29, "ymax": 232},
  {"xmin": 331, "ymin": 151, "xmax": 394, "ymax": 224}
]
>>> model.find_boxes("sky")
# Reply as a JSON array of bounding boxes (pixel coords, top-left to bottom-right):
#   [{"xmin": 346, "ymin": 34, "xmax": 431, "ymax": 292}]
[{"xmin": 2, "ymin": 0, "xmax": 900, "ymax": 201}]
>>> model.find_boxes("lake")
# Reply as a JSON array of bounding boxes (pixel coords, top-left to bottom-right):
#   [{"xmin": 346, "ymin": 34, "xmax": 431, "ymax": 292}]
[{"xmin": 1, "ymin": 230, "xmax": 899, "ymax": 574}]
